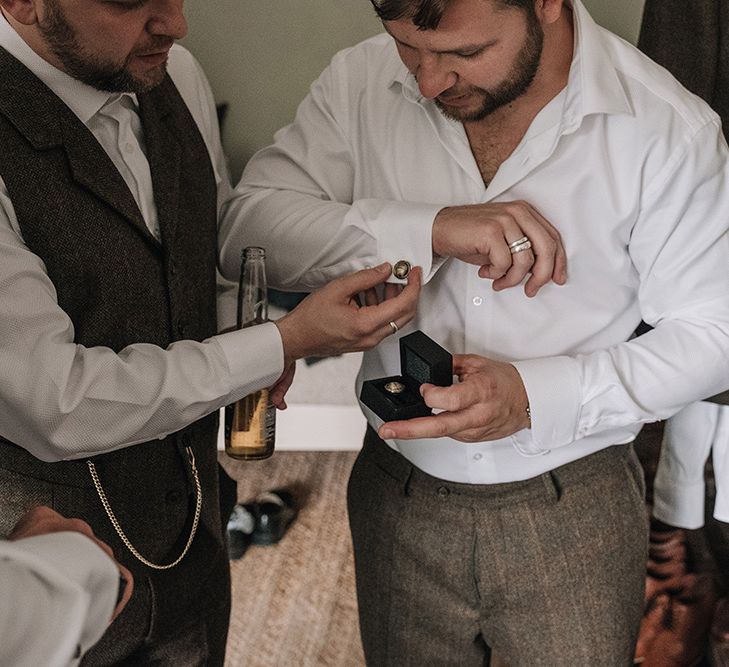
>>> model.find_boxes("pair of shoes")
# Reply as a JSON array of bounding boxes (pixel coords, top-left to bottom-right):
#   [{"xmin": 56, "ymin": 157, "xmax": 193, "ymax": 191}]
[
  {"xmin": 225, "ymin": 488, "xmax": 298, "ymax": 559},
  {"xmin": 639, "ymin": 574, "xmax": 718, "ymax": 667}
]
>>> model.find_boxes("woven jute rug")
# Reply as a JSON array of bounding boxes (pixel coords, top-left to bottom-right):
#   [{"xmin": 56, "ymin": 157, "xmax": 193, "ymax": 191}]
[{"xmin": 220, "ymin": 451, "xmax": 365, "ymax": 667}]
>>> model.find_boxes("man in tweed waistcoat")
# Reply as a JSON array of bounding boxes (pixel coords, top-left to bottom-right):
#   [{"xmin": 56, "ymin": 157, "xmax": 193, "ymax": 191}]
[{"xmin": 0, "ymin": 0, "xmax": 421, "ymax": 663}]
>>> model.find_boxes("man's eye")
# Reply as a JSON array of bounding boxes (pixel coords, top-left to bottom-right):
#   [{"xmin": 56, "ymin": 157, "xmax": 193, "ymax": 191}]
[
  {"xmin": 455, "ymin": 50, "xmax": 483, "ymax": 59},
  {"xmin": 109, "ymin": 0, "xmax": 147, "ymax": 9}
]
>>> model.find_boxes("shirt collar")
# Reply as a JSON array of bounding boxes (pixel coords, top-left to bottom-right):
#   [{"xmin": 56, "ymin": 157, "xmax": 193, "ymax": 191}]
[
  {"xmin": 0, "ymin": 14, "xmax": 138, "ymax": 124},
  {"xmin": 389, "ymin": 0, "xmax": 631, "ymax": 123}
]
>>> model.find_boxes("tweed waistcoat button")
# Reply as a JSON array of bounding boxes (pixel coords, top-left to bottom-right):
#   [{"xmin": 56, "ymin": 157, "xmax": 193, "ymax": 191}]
[{"xmin": 165, "ymin": 488, "xmax": 184, "ymax": 504}]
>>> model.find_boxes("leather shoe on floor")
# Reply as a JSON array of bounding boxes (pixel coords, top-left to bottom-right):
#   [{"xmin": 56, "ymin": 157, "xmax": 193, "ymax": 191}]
[
  {"xmin": 226, "ymin": 503, "xmax": 256, "ymax": 560},
  {"xmin": 641, "ymin": 574, "xmax": 718, "ymax": 667},
  {"xmin": 250, "ymin": 489, "xmax": 298, "ymax": 546}
]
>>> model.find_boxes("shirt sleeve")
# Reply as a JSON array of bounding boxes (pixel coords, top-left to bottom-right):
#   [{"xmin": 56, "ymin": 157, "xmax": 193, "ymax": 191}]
[
  {"xmin": 0, "ymin": 213, "xmax": 283, "ymax": 460},
  {"xmin": 0, "ymin": 532, "xmax": 118, "ymax": 667},
  {"xmin": 513, "ymin": 121, "xmax": 729, "ymax": 454},
  {"xmin": 219, "ymin": 59, "xmax": 442, "ymax": 290},
  {"xmin": 651, "ymin": 401, "xmax": 718, "ymax": 529}
]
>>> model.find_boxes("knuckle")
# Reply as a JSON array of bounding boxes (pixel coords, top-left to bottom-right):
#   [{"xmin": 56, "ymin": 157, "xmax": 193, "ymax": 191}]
[{"xmin": 508, "ymin": 201, "xmax": 530, "ymax": 216}]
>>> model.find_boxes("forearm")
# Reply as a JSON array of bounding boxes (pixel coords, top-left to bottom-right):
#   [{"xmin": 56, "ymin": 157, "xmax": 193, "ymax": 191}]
[
  {"xmin": 515, "ymin": 311, "xmax": 729, "ymax": 454},
  {"xmin": 0, "ymin": 226, "xmax": 283, "ymax": 460},
  {"xmin": 218, "ymin": 66, "xmax": 441, "ymax": 288}
]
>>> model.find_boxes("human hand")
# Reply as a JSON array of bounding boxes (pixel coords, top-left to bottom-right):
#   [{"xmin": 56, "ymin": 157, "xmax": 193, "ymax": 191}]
[
  {"xmin": 378, "ymin": 353, "xmax": 530, "ymax": 442},
  {"xmin": 9, "ymin": 506, "xmax": 134, "ymax": 622},
  {"xmin": 275, "ymin": 262, "xmax": 421, "ymax": 366},
  {"xmin": 270, "ymin": 362, "xmax": 296, "ymax": 409},
  {"xmin": 432, "ymin": 201, "xmax": 566, "ymax": 297}
]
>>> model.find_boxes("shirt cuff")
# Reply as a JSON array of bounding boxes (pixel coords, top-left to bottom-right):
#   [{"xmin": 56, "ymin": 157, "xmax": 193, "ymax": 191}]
[
  {"xmin": 214, "ymin": 321, "xmax": 284, "ymax": 401},
  {"xmin": 0, "ymin": 532, "xmax": 119, "ymax": 659},
  {"xmin": 348, "ymin": 200, "xmax": 444, "ymax": 283},
  {"xmin": 510, "ymin": 356, "xmax": 582, "ymax": 455},
  {"xmin": 652, "ymin": 478, "xmax": 706, "ymax": 529}
]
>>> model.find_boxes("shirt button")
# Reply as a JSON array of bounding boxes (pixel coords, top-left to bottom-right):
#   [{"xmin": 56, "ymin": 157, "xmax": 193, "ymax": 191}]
[
  {"xmin": 124, "ymin": 142, "xmax": 134, "ymax": 154},
  {"xmin": 472, "ymin": 296, "xmax": 483, "ymax": 306},
  {"xmin": 437, "ymin": 486, "xmax": 450, "ymax": 497},
  {"xmin": 473, "ymin": 453, "xmax": 483, "ymax": 461},
  {"xmin": 393, "ymin": 260, "xmax": 411, "ymax": 279},
  {"xmin": 165, "ymin": 489, "xmax": 183, "ymax": 504}
]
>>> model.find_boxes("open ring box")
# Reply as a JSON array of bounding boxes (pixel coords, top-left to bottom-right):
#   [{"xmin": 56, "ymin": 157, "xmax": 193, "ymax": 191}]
[{"xmin": 360, "ymin": 330, "xmax": 452, "ymax": 421}]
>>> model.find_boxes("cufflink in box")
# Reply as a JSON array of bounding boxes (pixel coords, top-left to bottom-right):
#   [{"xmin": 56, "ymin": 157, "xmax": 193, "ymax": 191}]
[{"xmin": 360, "ymin": 330, "xmax": 452, "ymax": 421}]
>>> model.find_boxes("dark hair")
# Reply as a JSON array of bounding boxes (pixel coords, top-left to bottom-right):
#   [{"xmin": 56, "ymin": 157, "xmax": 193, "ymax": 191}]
[{"xmin": 370, "ymin": 0, "xmax": 535, "ymax": 30}]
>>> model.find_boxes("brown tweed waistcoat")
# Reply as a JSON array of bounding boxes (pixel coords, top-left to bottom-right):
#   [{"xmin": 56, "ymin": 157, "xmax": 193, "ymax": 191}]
[{"xmin": 0, "ymin": 46, "xmax": 229, "ymax": 636}]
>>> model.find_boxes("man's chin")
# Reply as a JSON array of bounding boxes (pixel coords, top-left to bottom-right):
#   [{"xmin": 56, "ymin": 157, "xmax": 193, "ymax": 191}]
[
  {"xmin": 128, "ymin": 65, "xmax": 167, "ymax": 93},
  {"xmin": 435, "ymin": 99, "xmax": 488, "ymax": 123}
]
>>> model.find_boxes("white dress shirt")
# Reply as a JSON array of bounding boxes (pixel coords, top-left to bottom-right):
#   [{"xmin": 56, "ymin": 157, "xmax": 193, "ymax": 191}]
[
  {"xmin": 0, "ymin": 532, "xmax": 118, "ymax": 667},
  {"xmin": 653, "ymin": 401, "xmax": 729, "ymax": 527},
  {"xmin": 222, "ymin": 0, "xmax": 729, "ymax": 484},
  {"xmin": 0, "ymin": 19, "xmax": 284, "ymax": 461}
]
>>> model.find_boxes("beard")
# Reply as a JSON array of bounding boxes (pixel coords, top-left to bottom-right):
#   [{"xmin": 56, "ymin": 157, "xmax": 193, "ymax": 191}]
[
  {"xmin": 38, "ymin": 0, "xmax": 169, "ymax": 93},
  {"xmin": 435, "ymin": 10, "xmax": 544, "ymax": 122}
]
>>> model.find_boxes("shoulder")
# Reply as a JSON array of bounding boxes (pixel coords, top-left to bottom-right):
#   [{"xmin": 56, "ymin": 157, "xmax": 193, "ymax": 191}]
[
  {"xmin": 311, "ymin": 33, "xmax": 405, "ymax": 107},
  {"xmin": 166, "ymin": 43, "xmax": 210, "ymax": 101},
  {"xmin": 602, "ymin": 29, "xmax": 719, "ymax": 135},
  {"xmin": 328, "ymin": 32, "xmax": 402, "ymax": 80}
]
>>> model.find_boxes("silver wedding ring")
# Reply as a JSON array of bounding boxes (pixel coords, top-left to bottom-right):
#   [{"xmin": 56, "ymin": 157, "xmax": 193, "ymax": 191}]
[
  {"xmin": 389, "ymin": 321, "xmax": 399, "ymax": 334},
  {"xmin": 508, "ymin": 236, "xmax": 529, "ymax": 249},
  {"xmin": 510, "ymin": 239, "xmax": 532, "ymax": 254}
]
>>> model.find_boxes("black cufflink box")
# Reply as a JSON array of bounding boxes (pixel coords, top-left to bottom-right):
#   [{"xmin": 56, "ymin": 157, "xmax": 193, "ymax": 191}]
[{"xmin": 360, "ymin": 330, "xmax": 452, "ymax": 421}]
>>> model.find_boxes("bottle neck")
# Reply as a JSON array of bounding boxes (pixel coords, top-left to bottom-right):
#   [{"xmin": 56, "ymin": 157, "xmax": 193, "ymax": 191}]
[{"xmin": 237, "ymin": 256, "xmax": 268, "ymax": 329}]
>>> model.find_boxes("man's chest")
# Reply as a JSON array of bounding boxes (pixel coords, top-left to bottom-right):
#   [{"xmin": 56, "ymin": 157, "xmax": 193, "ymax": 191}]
[{"xmin": 464, "ymin": 120, "xmax": 528, "ymax": 187}]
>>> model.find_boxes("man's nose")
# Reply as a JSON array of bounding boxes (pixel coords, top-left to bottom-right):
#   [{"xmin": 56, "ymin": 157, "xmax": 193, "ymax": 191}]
[
  {"xmin": 415, "ymin": 56, "xmax": 457, "ymax": 99},
  {"xmin": 147, "ymin": 0, "xmax": 188, "ymax": 40}
]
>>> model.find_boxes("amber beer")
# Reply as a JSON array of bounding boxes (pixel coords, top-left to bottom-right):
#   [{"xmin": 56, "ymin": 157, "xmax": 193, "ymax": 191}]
[{"xmin": 225, "ymin": 247, "xmax": 276, "ymax": 460}]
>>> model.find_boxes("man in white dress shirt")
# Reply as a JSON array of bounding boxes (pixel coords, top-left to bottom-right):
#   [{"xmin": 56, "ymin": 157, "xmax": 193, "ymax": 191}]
[
  {"xmin": 222, "ymin": 0, "xmax": 729, "ymax": 663},
  {"xmin": 0, "ymin": 0, "xmax": 421, "ymax": 664}
]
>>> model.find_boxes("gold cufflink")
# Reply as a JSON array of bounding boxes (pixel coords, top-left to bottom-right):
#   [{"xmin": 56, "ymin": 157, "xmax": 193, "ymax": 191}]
[{"xmin": 393, "ymin": 260, "xmax": 411, "ymax": 279}]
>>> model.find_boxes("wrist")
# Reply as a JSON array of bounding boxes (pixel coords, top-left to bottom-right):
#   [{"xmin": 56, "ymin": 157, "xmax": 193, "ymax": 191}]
[
  {"xmin": 432, "ymin": 207, "xmax": 453, "ymax": 258},
  {"xmin": 274, "ymin": 314, "xmax": 303, "ymax": 367}
]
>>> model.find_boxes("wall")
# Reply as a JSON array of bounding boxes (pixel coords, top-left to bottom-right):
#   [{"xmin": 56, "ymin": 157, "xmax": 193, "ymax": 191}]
[{"xmin": 182, "ymin": 0, "xmax": 646, "ymax": 180}]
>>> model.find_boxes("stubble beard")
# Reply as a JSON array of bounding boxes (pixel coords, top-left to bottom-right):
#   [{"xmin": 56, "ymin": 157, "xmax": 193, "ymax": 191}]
[
  {"xmin": 435, "ymin": 12, "xmax": 544, "ymax": 123},
  {"xmin": 38, "ymin": 0, "xmax": 168, "ymax": 94}
]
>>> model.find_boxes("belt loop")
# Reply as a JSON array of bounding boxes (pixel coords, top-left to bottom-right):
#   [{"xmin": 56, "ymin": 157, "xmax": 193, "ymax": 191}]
[{"xmin": 542, "ymin": 471, "xmax": 562, "ymax": 502}]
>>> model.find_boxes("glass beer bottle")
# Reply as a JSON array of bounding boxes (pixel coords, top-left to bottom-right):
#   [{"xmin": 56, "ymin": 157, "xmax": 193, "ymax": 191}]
[{"xmin": 225, "ymin": 247, "xmax": 276, "ymax": 460}]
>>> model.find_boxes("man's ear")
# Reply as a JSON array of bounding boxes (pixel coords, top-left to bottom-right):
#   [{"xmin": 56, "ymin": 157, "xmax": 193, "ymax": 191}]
[
  {"xmin": 0, "ymin": 0, "xmax": 40, "ymax": 26},
  {"xmin": 537, "ymin": 0, "xmax": 565, "ymax": 26}
]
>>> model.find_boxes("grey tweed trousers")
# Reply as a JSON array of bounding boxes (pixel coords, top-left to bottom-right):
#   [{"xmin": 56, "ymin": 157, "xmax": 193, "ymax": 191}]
[{"xmin": 348, "ymin": 428, "xmax": 648, "ymax": 667}]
